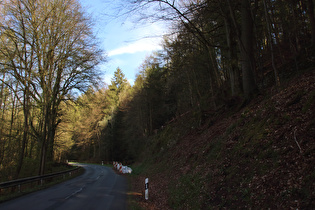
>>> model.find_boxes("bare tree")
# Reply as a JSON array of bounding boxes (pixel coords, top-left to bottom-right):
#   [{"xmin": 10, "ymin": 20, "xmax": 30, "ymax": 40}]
[
  {"xmin": 0, "ymin": 0, "xmax": 104, "ymax": 175},
  {"xmin": 126, "ymin": 0, "xmax": 224, "ymax": 108}
]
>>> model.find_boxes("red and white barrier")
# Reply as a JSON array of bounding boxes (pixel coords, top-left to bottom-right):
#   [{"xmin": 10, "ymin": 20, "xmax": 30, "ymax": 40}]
[{"xmin": 112, "ymin": 161, "xmax": 132, "ymax": 174}]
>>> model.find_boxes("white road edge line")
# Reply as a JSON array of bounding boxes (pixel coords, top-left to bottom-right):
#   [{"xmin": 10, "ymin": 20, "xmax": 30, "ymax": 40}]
[{"xmin": 65, "ymin": 185, "xmax": 85, "ymax": 200}]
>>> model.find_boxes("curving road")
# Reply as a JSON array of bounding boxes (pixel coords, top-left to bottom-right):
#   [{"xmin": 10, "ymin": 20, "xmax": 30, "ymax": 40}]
[{"xmin": 0, "ymin": 163, "xmax": 127, "ymax": 210}]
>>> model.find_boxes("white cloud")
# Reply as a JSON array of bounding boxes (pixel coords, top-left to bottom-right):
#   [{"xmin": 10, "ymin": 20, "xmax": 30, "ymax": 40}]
[
  {"xmin": 103, "ymin": 74, "xmax": 113, "ymax": 85},
  {"xmin": 128, "ymin": 78, "xmax": 134, "ymax": 86},
  {"xmin": 108, "ymin": 38, "xmax": 162, "ymax": 57}
]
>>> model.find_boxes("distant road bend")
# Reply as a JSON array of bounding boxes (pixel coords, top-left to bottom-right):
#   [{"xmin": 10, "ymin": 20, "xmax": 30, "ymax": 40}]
[{"xmin": 0, "ymin": 163, "xmax": 127, "ymax": 210}]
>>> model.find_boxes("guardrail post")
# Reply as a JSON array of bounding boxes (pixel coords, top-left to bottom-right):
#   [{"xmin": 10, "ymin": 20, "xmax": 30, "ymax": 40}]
[
  {"xmin": 102, "ymin": 161, "xmax": 104, "ymax": 165},
  {"xmin": 18, "ymin": 184, "xmax": 21, "ymax": 193},
  {"xmin": 40, "ymin": 179, "xmax": 43, "ymax": 186},
  {"xmin": 145, "ymin": 178, "xmax": 149, "ymax": 200}
]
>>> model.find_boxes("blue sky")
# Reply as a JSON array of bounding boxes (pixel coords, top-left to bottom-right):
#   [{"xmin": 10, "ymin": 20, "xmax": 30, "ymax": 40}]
[{"xmin": 79, "ymin": 0, "xmax": 167, "ymax": 86}]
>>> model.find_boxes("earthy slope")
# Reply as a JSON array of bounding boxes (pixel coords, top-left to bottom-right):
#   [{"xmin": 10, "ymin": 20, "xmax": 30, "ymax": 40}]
[{"xmin": 129, "ymin": 70, "xmax": 315, "ymax": 209}]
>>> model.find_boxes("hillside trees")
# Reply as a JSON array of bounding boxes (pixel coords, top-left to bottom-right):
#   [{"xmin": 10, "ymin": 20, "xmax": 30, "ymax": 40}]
[
  {"xmin": 131, "ymin": 0, "xmax": 224, "ymax": 105},
  {"xmin": 61, "ymin": 87, "xmax": 109, "ymax": 161},
  {"xmin": 100, "ymin": 68, "xmax": 131, "ymax": 161},
  {"xmin": 47, "ymin": 0, "xmax": 315, "ymax": 165},
  {"xmin": 100, "ymin": 0, "xmax": 315, "ymax": 163},
  {"xmin": 104, "ymin": 55, "xmax": 172, "ymax": 162},
  {"xmin": 0, "ymin": 0, "xmax": 103, "ymax": 177},
  {"xmin": 12, "ymin": 0, "xmax": 313, "ymax": 166},
  {"xmin": 135, "ymin": 55, "xmax": 170, "ymax": 135},
  {"xmin": 1, "ymin": 0, "xmax": 312, "ymax": 169},
  {"xmin": 129, "ymin": 0, "xmax": 314, "ymax": 102}
]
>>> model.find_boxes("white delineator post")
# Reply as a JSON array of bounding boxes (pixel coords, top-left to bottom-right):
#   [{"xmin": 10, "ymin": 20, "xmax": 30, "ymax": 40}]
[{"xmin": 145, "ymin": 178, "xmax": 149, "ymax": 200}]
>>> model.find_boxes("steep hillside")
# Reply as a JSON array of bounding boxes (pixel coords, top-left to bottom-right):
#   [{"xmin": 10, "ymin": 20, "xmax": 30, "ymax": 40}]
[{"xmin": 129, "ymin": 70, "xmax": 315, "ymax": 209}]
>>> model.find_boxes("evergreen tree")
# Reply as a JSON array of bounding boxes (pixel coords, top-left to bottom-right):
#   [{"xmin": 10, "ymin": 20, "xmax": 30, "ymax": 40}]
[{"xmin": 107, "ymin": 67, "xmax": 129, "ymax": 107}]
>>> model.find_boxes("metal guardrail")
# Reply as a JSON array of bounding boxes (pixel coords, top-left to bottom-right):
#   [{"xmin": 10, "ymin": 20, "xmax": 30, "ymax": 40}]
[{"xmin": 0, "ymin": 167, "xmax": 81, "ymax": 194}]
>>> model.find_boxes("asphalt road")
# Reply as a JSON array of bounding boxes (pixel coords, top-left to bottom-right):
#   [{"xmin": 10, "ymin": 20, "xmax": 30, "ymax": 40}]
[{"xmin": 0, "ymin": 163, "xmax": 127, "ymax": 210}]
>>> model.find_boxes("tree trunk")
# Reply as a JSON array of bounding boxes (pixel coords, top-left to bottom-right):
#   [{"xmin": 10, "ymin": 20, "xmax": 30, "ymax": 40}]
[
  {"xmin": 0, "ymin": 74, "xmax": 6, "ymax": 167},
  {"xmin": 224, "ymin": 15, "xmax": 241, "ymax": 96},
  {"xmin": 15, "ymin": 87, "xmax": 29, "ymax": 179},
  {"xmin": 15, "ymin": 30, "xmax": 32, "ymax": 178},
  {"xmin": 307, "ymin": 0, "xmax": 315, "ymax": 47},
  {"xmin": 47, "ymin": 113, "xmax": 57, "ymax": 164},
  {"xmin": 39, "ymin": 105, "xmax": 49, "ymax": 175},
  {"xmin": 240, "ymin": 0, "xmax": 258, "ymax": 99},
  {"xmin": 263, "ymin": 0, "xmax": 280, "ymax": 87},
  {"xmin": 39, "ymin": 143, "xmax": 46, "ymax": 175}
]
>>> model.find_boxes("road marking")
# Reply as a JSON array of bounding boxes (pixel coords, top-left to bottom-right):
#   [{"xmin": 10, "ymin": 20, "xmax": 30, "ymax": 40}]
[{"xmin": 65, "ymin": 185, "xmax": 85, "ymax": 200}]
